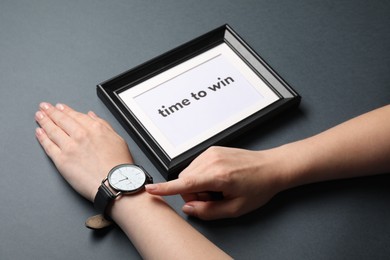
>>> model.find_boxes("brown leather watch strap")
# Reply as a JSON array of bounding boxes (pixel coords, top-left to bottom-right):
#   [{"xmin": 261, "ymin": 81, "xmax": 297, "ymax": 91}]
[{"xmin": 85, "ymin": 214, "xmax": 113, "ymax": 229}]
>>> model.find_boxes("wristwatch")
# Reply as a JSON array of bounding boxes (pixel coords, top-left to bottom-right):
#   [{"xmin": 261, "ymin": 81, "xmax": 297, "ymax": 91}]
[
  {"xmin": 86, "ymin": 164, "xmax": 153, "ymax": 229},
  {"xmin": 94, "ymin": 163, "xmax": 153, "ymax": 214}
]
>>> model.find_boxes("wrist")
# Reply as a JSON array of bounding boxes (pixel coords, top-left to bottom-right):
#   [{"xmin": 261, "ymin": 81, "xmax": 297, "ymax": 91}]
[
  {"xmin": 109, "ymin": 191, "xmax": 166, "ymax": 231},
  {"xmin": 240, "ymin": 149, "xmax": 291, "ymax": 201},
  {"xmin": 268, "ymin": 140, "xmax": 316, "ymax": 191}
]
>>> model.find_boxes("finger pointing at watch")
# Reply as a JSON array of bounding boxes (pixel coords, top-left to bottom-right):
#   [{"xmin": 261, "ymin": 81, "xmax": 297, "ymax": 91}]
[{"xmin": 145, "ymin": 146, "xmax": 283, "ymax": 220}]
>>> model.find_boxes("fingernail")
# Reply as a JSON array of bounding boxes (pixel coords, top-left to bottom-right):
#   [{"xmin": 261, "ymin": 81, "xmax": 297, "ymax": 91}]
[
  {"xmin": 35, "ymin": 128, "xmax": 44, "ymax": 136},
  {"xmin": 183, "ymin": 204, "xmax": 195, "ymax": 215},
  {"xmin": 40, "ymin": 102, "xmax": 50, "ymax": 110},
  {"xmin": 88, "ymin": 111, "xmax": 98, "ymax": 119},
  {"xmin": 35, "ymin": 111, "xmax": 44, "ymax": 120},
  {"xmin": 56, "ymin": 103, "xmax": 65, "ymax": 111},
  {"xmin": 145, "ymin": 184, "xmax": 157, "ymax": 191}
]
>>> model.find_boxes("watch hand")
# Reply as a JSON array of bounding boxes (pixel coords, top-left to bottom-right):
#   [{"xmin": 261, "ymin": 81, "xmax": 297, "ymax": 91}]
[{"xmin": 113, "ymin": 178, "xmax": 129, "ymax": 185}]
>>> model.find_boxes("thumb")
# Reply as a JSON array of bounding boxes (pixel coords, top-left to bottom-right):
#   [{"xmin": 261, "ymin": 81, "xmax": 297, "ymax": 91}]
[{"xmin": 182, "ymin": 199, "xmax": 242, "ymax": 220}]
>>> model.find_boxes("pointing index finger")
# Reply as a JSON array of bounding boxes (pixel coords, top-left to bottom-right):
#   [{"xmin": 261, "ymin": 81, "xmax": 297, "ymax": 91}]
[
  {"xmin": 145, "ymin": 174, "xmax": 214, "ymax": 196},
  {"xmin": 145, "ymin": 179, "xmax": 188, "ymax": 196}
]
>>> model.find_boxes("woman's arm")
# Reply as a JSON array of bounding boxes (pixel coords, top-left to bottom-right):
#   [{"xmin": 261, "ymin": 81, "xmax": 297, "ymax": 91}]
[
  {"xmin": 111, "ymin": 193, "xmax": 229, "ymax": 259},
  {"xmin": 35, "ymin": 102, "xmax": 231, "ymax": 260},
  {"xmin": 276, "ymin": 104, "xmax": 390, "ymax": 188},
  {"xmin": 147, "ymin": 105, "xmax": 390, "ymax": 220}
]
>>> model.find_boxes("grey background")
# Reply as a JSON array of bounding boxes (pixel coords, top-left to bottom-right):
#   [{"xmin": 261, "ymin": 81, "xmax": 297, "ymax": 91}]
[{"xmin": 1, "ymin": 1, "xmax": 389, "ymax": 259}]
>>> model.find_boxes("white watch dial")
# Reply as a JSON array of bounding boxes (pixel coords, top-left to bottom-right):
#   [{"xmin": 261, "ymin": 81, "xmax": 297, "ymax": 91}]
[{"xmin": 108, "ymin": 165, "xmax": 147, "ymax": 192}]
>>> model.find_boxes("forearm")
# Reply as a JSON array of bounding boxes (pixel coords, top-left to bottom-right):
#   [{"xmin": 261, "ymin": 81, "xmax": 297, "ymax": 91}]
[
  {"xmin": 275, "ymin": 105, "xmax": 390, "ymax": 189},
  {"xmin": 111, "ymin": 192, "xmax": 232, "ymax": 260}
]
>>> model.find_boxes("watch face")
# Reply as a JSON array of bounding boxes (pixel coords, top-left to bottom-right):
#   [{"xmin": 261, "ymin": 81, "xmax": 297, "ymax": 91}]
[{"xmin": 108, "ymin": 165, "xmax": 147, "ymax": 192}]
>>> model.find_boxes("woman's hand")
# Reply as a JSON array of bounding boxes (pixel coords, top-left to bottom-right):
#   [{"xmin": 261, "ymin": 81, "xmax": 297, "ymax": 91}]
[
  {"xmin": 146, "ymin": 146, "xmax": 286, "ymax": 220},
  {"xmin": 147, "ymin": 105, "xmax": 390, "ymax": 221},
  {"xmin": 35, "ymin": 102, "xmax": 133, "ymax": 201}
]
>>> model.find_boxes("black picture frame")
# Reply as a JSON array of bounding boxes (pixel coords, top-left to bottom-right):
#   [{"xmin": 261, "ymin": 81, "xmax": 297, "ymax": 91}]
[{"xmin": 97, "ymin": 24, "xmax": 301, "ymax": 180}]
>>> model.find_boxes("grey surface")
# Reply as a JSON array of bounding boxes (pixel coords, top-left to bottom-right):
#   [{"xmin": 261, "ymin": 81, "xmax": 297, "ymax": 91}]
[{"xmin": 1, "ymin": 1, "xmax": 390, "ymax": 259}]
